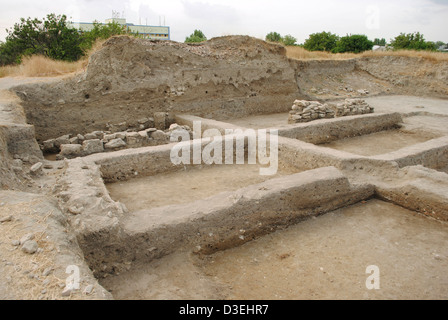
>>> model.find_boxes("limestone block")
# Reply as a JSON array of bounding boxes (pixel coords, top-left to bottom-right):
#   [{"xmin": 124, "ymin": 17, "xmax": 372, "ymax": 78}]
[
  {"xmin": 82, "ymin": 139, "xmax": 104, "ymax": 155},
  {"xmin": 60, "ymin": 144, "xmax": 83, "ymax": 158},
  {"xmin": 105, "ymin": 138, "xmax": 126, "ymax": 150}
]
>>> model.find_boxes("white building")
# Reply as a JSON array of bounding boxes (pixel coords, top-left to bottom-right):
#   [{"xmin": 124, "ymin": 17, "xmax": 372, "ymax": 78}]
[{"xmin": 69, "ymin": 18, "xmax": 170, "ymax": 40}]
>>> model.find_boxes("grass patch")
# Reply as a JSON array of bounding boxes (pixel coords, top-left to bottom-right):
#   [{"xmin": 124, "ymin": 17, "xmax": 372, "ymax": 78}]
[
  {"xmin": 0, "ymin": 55, "xmax": 86, "ymax": 78},
  {"xmin": 360, "ymin": 49, "xmax": 448, "ymax": 62},
  {"xmin": 0, "ymin": 38, "xmax": 107, "ymax": 78},
  {"xmin": 285, "ymin": 46, "xmax": 448, "ymax": 62}
]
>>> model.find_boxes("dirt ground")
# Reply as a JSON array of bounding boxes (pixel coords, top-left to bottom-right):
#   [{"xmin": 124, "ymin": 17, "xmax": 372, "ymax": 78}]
[
  {"xmin": 107, "ymin": 164, "xmax": 298, "ymax": 211},
  {"xmin": 100, "ymin": 199, "xmax": 448, "ymax": 300},
  {"xmin": 320, "ymin": 128, "xmax": 440, "ymax": 156},
  {"xmin": 0, "ymin": 191, "xmax": 111, "ymax": 300},
  {"xmin": 225, "ymin": 96, "xmax": 448, "ymax": 130}
]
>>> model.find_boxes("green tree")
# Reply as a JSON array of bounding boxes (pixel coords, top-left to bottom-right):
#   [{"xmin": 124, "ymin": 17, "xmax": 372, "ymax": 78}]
[
  {"xmin": 282, "ymin": 34, "xmax": 297, "ymax": 46},
  {"xmin": 80, "ymin": 20, "xmax": 128, "ymax": 51},
  {"xmin": 43, "ymin": 14, "xmax": 84, "ymax": 61},
  {"xmin": 333, "ymin": 34, "xmax": 373, "ymax": 53},
  {"xmin": 435, "ymin": 41, "xmax": 446, "ymax": 49},
  {"xmin": 373, "ymin": 38, "xmax": 386, "ymax": 46},
  {"xmin": 303, "ymin": 31, "xmax": 339, "ymax": 52},
  {"xmin": 185, "ymin": 30, "xmax": 207, "ymax": 43},
  {"xmin": 390, "ymin": 32, "xmax": 437, "ymax": 51},
  {"xmin": 0, "ymin": 38, "xmax": 20, "ymax": 65},
  {"xmin": 0, "ymin": 14, "xmax": 83, "ymax": 65},
  {"xmin": 265, "ymin": 32, "xmax": 282, "ymax": 43}
]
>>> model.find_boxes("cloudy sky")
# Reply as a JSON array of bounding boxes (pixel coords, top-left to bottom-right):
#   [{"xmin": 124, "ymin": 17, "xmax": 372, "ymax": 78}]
[{"xmin": 0, "ymin": 0, "xmax": 447, "ymax": 43}]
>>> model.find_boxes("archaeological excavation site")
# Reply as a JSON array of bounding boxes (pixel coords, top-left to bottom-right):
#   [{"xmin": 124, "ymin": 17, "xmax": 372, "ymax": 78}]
[{"xmin": 0, "ymin": 35, "xmax": 447, "ymax": 300}]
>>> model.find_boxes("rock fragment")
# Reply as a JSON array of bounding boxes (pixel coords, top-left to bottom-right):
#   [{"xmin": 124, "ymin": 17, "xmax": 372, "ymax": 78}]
[
  {"xmin": 30, "ymin": 162, "xmax": 43, "ymax": 175},
  {"xmin": 104, "ymin": 138, "xmax": 126, "ymax": 150},
  {"xmin": 21, "ymin": 240, "xmax": 39, "ymax": 254}
]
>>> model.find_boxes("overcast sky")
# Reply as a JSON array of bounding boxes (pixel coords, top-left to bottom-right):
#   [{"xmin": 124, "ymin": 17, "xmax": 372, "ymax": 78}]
[{"xmin": 0, "ymin": 0, "xmax": 447, "ymax": 44}]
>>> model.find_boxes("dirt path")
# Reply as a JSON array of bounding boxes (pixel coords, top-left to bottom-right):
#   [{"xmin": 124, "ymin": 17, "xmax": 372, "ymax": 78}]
[{"xmin": 0, "ymin": 76, "xmax": 68, "ymax": 91}]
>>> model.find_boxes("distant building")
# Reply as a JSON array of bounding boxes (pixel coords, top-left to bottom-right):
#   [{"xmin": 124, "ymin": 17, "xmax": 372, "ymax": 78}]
[
  {"xmin": 69, "ymin": 17, "xmax": 170, "ymax": 40},
  {"xmin": 372, "ymin": 45, "xmax": 386, "ymax": 51},
  {"xmin": 372, "ymin": 45, "xmax": 394, "ymax": 52}
]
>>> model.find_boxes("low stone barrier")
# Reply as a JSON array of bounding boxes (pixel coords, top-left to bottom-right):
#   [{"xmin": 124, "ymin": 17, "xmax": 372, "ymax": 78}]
[{"xmin": 288, "ymin": 99, "xmax": 374, "ymax": 124}]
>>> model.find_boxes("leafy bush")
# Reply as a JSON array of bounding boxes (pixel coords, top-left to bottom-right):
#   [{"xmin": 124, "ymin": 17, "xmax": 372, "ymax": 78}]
[
  {"xmin": 0, "ymin": 13, "xmax": 132, "ymax": 66},
  {"xmin": 373, "ymin": 38, "xmax": 387, "ymax": 46},
  {"xmin": 0, "ymin": 14, "xmax": 84, "ymax": 65},
  {"xmin": 390, "ymin": 32, "xmax": 437, "ymax": 51},
  {"xmin": 281, "ymin": 35, "xmax": 297, "ymax": 46},
  {"xmin": 80, "ymin": 21, "xmax": 127, "ymax": 51},
  {"xmin": 265, "ymin": 32, "xmax": 282, "ymax": 43},
  {"xmin": 333, "ymin": 34, "xmax": 373, "ymax": 53},
  {"xmin": 185, "ymin": 30, "xmax": 207, "ymax": 43},
  {"xmin": 303, "ymin": 31, "xmax": 339, "ymax": 52}
]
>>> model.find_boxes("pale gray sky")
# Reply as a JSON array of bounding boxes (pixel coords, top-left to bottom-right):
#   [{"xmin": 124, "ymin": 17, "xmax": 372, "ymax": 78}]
[{"xmin": 0, "ymin": 0, "xmax": 447, "ymax": 43}]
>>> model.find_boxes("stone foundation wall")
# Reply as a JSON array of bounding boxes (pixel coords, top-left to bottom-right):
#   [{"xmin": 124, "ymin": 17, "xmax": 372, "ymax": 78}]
[{"xmin": 288, "ymin": 99, "xmax": 374, "ymax": 124}]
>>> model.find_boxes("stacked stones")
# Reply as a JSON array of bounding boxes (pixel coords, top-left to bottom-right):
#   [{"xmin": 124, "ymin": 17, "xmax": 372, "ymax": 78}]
[
  {"xmin": 288, "ymin": 99, "xmax": 374, "ymax": 124},
  {"xmin": 288, "ymin": 100, "xmax": 335, "ymax": 124},
  {"xmin": 41, "ymin": 123, "xmax": 192, "ymax": 160},
  {"xmin": 334, "ymin": 99, "xmax": 374, "ymax": 117}
]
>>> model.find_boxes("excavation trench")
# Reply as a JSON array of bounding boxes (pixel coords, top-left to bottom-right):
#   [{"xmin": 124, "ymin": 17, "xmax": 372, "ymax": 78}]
[
  {"xmin": 6, "ymin": 68, "xmax": 447, "ymax": 299},
  {"xmin": 100, "ymin": 198, "xmax": 448, "ymax": 300},
  {"xmin": 106, "ymin": 163, "xmax": 299, "ymax": 211},
  {"xmin": 46, "ymin": 109, "xmax": 448, "ymax": 300},
  {"xmin": 2, "ymin": 36, "xmax": 448, "ymax": 300}
]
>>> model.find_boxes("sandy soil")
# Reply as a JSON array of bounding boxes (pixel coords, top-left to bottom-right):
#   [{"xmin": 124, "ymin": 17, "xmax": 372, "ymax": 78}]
[
  {"xmin": 402, "ymin": 115, "xmax": 448, "ymax": 136},
  {"xmin": 100, "ymin": 199, "xmax": 448, "ymax": 300},
  {"xmin": 364, "ymin": 96, "xmax": 448, "ymax": 116},
  {"xmin": 320, "ymin": 128, "xmax": 439, "ymax": 156},
  {"xmin": 106, "ymin": 164, "xmax": 298, "ymax": 211},
  {"xmin": 0, "ymin": 191, "xmax": 111, "ymax": 300},
  {"xmin": 225, "ymin": 113, "xmax": 292, "ymax": 130},
  {"xmin": 0, "ymin": 76, "xmax": 68, "ymax": 91}
]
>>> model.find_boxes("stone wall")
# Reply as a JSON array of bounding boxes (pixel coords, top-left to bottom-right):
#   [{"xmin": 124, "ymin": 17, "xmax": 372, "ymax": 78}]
[
  {"xmin": 288, "ymin": 100, "xmax": 335, "ymax": 123},
  {"xmin": 280, "ymin": 113, "xmax": 403, "ymax": 145},
  {"xmin": 288, "ymin": 99, "xmax": 374, "ymax": 124},
  {"xmin": 43, "ymin": 123, "xmax": 192, "ymax": 160}
]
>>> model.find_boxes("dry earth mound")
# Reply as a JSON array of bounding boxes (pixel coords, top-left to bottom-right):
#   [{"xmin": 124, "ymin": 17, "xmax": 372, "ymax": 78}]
[{"xmin": 13, "ymin": 36, "xmax": 301, "ymax": 142}]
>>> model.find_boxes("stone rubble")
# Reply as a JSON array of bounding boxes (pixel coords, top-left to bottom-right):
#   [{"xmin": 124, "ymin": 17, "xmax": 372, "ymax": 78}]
[
  {"xmin": 333, "ymin": 99, "xmax": 375, "ymax": 117},
  {"xmin": 288, "ymin": 100, "xmax": 335, "ymax": 124},
  {"xmin": 288, "ymin": 99, "xmax": 374, "ymax": 124},
  {"xmin": 21, "ymin": 240, "xmax": 39, "ymax": 254},
  {"xmin": 40, "ymin": 119, "xmax": 192, "ymax": 160},
  {"xmin": 29, "ymin": 162, "xmax": 43, "ymax": 175}
]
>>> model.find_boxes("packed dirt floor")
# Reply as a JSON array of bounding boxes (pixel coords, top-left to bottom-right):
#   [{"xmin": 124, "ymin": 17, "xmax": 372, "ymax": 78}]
[
  {"xmin": 101, "ymin": 199, "xmax": 448, "ymax": 300},
  {"xmin": 1, "ymin": 36, "xmax": 448, "ymax": 300},
  {"xmin": 320, "ymin": 128, "xmax": 439, "ymax": 156},
  {"xmin": 107, "ymin": 164, "xmax": 298, "ymax": 211}
]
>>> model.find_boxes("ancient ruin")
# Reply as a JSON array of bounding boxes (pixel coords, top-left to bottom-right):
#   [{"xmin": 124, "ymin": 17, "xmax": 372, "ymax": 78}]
[{"xmin": 0, "ymin": 35, "xmax": 447, "ymax": 300}]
